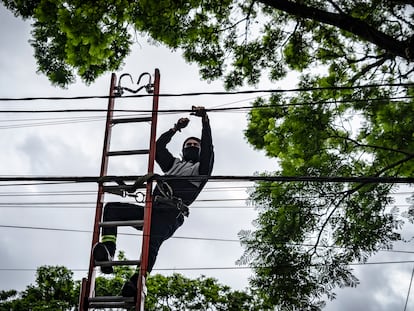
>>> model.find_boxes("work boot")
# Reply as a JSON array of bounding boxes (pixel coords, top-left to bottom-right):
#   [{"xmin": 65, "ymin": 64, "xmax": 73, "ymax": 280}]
[
  {"xmin": 121, "ymin": 273, "xmax": 139, "ymax": 298},
  {"xmin": 92, "ymin": 242, "xmax": 115, "ymax": 274}
]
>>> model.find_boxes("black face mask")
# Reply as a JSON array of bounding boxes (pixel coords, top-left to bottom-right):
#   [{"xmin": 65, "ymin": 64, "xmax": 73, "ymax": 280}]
[{"xmin": 183, "ymin": 146, "xmax": 200, "ymax": 162}]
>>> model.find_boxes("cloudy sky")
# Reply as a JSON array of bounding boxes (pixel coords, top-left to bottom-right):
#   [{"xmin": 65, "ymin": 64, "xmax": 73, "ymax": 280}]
[{"xmin": 0, "ymin": 3, "xmax": 414, "ymax": 310}]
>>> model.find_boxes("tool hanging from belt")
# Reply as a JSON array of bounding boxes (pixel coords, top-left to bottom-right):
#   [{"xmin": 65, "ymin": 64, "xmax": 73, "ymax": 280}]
[{"xmin": 154, "ymin": 180, "xmax": 190, "ymax": 217}]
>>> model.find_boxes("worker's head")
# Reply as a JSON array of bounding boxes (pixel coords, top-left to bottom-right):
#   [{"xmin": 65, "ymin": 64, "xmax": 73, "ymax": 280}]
[{"xmin": 182, "ymin": 137, "xmax": 201, "ymax": 162}]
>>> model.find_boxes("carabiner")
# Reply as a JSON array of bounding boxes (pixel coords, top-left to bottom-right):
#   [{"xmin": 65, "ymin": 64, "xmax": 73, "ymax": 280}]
[{"xmin": 131, "ymin": 192, "xmax": 145, "ymax": 204}]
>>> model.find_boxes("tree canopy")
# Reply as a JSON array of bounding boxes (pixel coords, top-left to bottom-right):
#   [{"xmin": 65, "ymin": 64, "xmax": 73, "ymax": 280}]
[
  {"xmin": 2, "ymin": 0, "xmax": 413, "ymax": 87},
  {"xmin": 145, "ymin": 273, "xmax": 268, "ymax": 311},
  {"xmin": 0, "ymin": 263, "xmax": 265, "ymax": 310},
  {"xmin": 3, "ymin": 0, "xmax": 414, "ymax": 309},
  {"xmin": 0, "ymin": 265, "xmax": 79, "ymax": 311}
]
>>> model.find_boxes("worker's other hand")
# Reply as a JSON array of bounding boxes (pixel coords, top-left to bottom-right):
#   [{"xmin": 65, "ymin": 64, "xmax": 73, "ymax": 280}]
[
  {"xmin": 190, "ymin": 106, "xmax": 207, "ymax": 117},
  {"xmin": 174, "ymin": 117, "xmax": 190, "ymax": 132}
]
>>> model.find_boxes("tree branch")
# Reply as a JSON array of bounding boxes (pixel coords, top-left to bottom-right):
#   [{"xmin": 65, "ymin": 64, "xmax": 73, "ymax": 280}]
[
  {"xmin": 331, "ymin": 133, "xmax": 413, "ymax": 156},
  {"xmin": 349, "ymin": 54, "xmax": 392, "ymax": 84},
  {"xmin": 257, "ymin": 0, "xmax": 409, "ymax": 59},
  {"xmin": 309, "ymin": 152, "xmax": 414, "ymax": 258}
]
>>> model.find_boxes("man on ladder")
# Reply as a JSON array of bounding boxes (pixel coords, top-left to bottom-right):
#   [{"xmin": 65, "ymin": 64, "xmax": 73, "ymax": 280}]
[{"xmin": 92, "ymin": 106, "xmax": 214, "ymax": 298}]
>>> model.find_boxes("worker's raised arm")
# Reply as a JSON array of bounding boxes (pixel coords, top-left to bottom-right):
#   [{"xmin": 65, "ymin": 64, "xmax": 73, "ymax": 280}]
[
  {"xmin": 191, "ymin": 106, "xmax": 214, "ymax": 175},
  {"xmin": 155, "ymin": 117, "xmax": 189, "ymax": 172}
]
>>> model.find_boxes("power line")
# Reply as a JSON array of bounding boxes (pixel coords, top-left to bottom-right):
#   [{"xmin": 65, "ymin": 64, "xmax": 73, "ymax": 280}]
[
  {"xmin": 0, "ymin": 185, "xmax": 251, "ymax": 196},
  {"xmin": 0, "ymin": 224, "xmax": 240, "ymax": 243},
  {"xmin": 0, "ymin": 187, "xmax": 411, "ymax": 197},
  {"xmin": 3, "ymin": 260, "xmax": 414, "ymax": 273},
  {"xmin": 404, "ymin": 265, "xmax": 414, "ymax": 311},
  {"xmin": 0, "ymin": 175, "xmax": 413, "ymax": 184},
  {"xmin": 0, "ymin": 82, "xmax": 412, "ymax": 102},
  {"xmin": 0, "ymin": 95, "xmax": 412, "ymax": 114},
  {"xmin": 1, "ymin": 224, "xmax": 414, "ymax": 255},
  {"xmin": 0, "ymin": 181, "xmax": 79, "ymax": 187},
  {"xmin": 0, "ymin": 201, "xmax": 412, "ymax": 209}
]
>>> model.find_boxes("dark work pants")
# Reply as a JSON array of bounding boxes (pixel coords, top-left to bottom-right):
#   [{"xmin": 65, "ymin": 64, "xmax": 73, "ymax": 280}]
[{"xmin": 102, "ymin": 201, "xmax": 184, "ymax": 273}]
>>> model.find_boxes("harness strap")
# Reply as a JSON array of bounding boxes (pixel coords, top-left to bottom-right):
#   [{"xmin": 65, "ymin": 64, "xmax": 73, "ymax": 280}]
[{"xmin": 153, "ymin": 195, "xmax": 189, "ymax": 217}]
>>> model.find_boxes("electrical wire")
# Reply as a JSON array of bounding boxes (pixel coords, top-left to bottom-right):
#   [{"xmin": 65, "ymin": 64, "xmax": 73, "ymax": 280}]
[
  {"xmin": 0, "ymin": 187, "xmax": 411, "ymax": 197},
  {"xmin": 0, "ymin": 95, "xmax": 412, "ymax": 115},
  {"xmin": 0, "ymin": 185, "xmax": 251, "ymax": 196},
  {"xmin": 404, "ymin": 265, "xmax": 414, "ymax": 311},
  {"xmin": 0, "ymin": 82, "xmax": 413, "ymax": 102},
  {"xmin": 1, "ymin": 224, "xmax": 413, "ymax": 255},
  {"xmin": 3, "ymin": 260, "xmax": 414, "ymax": 273},
  {"xmin": 0, "ymin": 201, "xmax": 412, "ymax": 209},
  {"xmin": 0, "ymin": 175, "xmax": 413, "ymax": 184}
]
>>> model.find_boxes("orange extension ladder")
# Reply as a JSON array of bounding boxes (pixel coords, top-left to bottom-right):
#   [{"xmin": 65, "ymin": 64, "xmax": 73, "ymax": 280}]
[{"xmin": 78, "ymin": 69, "xmax": 160, "ymax": 310}]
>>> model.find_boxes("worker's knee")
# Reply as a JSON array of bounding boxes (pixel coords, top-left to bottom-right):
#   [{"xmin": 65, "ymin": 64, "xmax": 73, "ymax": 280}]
[{"xmin": 103, "ymin": 202, "xmax": 121, "ymax": 220}]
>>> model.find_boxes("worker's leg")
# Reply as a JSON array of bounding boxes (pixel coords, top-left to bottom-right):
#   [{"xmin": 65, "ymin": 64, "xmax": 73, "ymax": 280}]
[
  {"xmin": 121, "ymin": 208, "xmax": 184, "ymax": 297},
  {"xmin": 93, "ymin": 202, "xmax": 144, "ymax": 274},
  {"xmin": 147, "ymin": 210, "xmax": 184, "ymax": 272}
]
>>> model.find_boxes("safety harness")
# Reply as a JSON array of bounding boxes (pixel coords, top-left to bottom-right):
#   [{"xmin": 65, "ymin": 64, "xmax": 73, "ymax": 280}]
[
  {"xmin": 104, "ymin": 174, "xmax": 189, "ymax": 217},
  {"xmin": 153, "ymin": 180, "xmax": 190, "ymax": 217}
]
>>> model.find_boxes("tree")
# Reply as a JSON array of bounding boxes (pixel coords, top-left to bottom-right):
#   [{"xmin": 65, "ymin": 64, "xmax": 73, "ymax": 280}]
[
  {"xmin": 0, "ymin": 261, "xmax": 265, "ymax": 310},
  {"xmin": 96, "ymin": 253, "xmax": 268, "ymax": 310},
  {"xmin": 145, "ymin": 273, "xmax": 268, "ymax": 311},
  {"xmin": 2, "ymin": 1, "xmax": 413, "ymax": 87},
  {"xmin": 3, "ymin": 0, "xmax": 414, "ymax": 309},
  {"xmin": 239, "ymin": 49, "xmax": 414, "ymax": 310},
  {"xmin": 0, "ymin": 265, "xmax": 79, "ymax": 311}
]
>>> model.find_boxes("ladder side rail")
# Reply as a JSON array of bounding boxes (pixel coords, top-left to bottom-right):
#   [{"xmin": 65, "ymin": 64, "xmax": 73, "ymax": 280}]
[
  {"xmin": 79, "ymin": 73, "xmax": 117, "ymax": 311},
  {"xmin": 136, "ymin": 68, "xmax": 160, "ymax": 310}
]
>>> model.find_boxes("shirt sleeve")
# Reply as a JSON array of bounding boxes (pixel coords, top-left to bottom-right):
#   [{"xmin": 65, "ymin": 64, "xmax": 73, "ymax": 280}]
[
  {"xmin": 199, "ymin": 117, "xmax": 214, "ymax": 175},
  {"xmin": 156, "ymin": 129, "xmax": 177, "ymax": 172}
]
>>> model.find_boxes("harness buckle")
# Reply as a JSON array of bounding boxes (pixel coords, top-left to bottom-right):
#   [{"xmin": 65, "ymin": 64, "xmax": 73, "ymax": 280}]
[{"xmin": 153, "ymin": 195, "xmax": 189, "ymax": 217}]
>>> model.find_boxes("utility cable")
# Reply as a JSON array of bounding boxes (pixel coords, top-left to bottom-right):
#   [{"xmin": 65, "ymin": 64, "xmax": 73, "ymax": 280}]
[
  {"xmin": 0, "ymin": 224, "xmax": 244, "ymax": 243},
  {"xmin": 0, "ymin": 187, "xmax": 411, "ymax": 197},
  {"xmin": 1, "ymin": 175, "xmax": 413, "ymax": 184},
  {"xmin": 0, "ymin": 200, "xmax": 412, "ymax": 209},
  {"xmin": 1, "ymin": 224, "xmax": 414, "ymax": 255},
  {"xmin": 0, "ymin": 185, "xmax": 251, "ymax": 196},
  {"xmin": 404, "ymin": 265, "xmax": 414, "ymax": 311},
  {"xmin": 0, "ymin": 82, "xmax": 413, "ymax": 102},
  {"xmin": 0, "ymin": 95, "xmax": 412, "ymax": 114},
  {"xmin": 3, "ymin": 260, "xmax": 414, "ymax": 273}
]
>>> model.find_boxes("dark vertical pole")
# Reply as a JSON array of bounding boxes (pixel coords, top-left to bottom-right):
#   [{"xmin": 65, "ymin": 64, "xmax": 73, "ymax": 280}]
[
  {"xmin": 79, "ymin": 73, "xmax": 117, "ymax": 311},
  {"xmin": 136, "ymin": 69, "xmax": 160, "ymax": 310}
]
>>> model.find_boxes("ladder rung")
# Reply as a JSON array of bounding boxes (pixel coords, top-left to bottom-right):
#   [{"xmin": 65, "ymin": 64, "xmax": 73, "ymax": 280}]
[
  {"xmin": 88, "ymin": 296, "xmax": 134, "ymax": 308},
  {"xmin": 107, "ymin": 149, "xmax": 149, "ymax": 156},
  {"xmin": 99, "ymin": 220, "xmax": 144, "ymax": 227},
  {"xmin": 111, "ymin": 116, "xmax": 152, "ymax": 124},
  {"xmin": 95, "ymin": 259, "xmax": 141, "ymax": 267}
]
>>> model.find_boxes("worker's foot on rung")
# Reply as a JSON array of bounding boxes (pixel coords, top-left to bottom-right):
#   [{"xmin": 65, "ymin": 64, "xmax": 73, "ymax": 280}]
[{"xmin": 93, "ymin": 242, "xmax": 114, "ymax": 274}]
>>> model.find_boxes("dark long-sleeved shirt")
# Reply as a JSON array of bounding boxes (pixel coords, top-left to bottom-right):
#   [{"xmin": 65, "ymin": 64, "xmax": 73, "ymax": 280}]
[{"xmin": 154, "ymin": 117, "xmax": 214, "ymax": 205}]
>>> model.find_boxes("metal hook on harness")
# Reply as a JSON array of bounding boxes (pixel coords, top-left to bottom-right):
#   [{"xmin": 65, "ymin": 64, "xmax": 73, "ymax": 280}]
[
  {"xmin": 128, "ymin": 191, "xmax": 145, "ymax": 203},
  {"xmin": 114, "ymin": 72, "xmax": 154, "ymax": 96}
]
